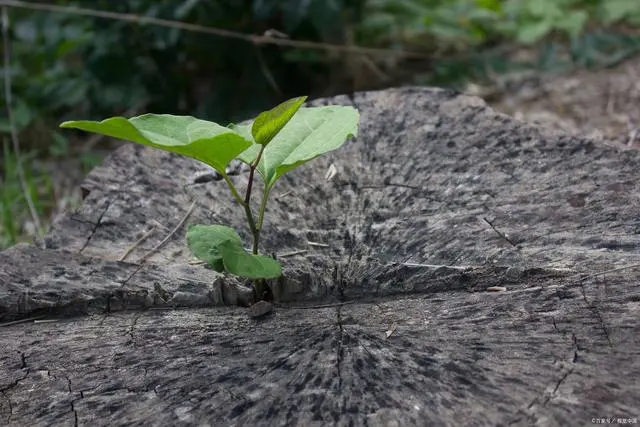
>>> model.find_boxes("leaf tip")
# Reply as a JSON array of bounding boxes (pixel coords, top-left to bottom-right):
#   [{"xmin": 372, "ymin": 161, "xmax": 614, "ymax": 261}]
[{"xmin": 251, "ymin": 95, "xmax": 309, "ymax": 146}]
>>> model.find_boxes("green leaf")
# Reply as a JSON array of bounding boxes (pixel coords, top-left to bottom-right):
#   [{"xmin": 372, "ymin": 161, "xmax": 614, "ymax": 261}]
[
  {"xmin": 187, "ymin": 224, "xmax": 281, "ymax": 279},
  {"xmin": 251, "ymin": 96, "xmax": 307, "ymax": 146},
  {"xmin": 238, "ymin": 105, "xmax": 359, "ymax": 188},
  {"xmin": 187, "ymin": 224, "xmax": 243, "ymax": 273},
  {"xmin": 602, "ymin": 0, "xmax": 638, "ymax": 24},
  {"xmin": 517, "ymin": 19, "xmax": 553, "ymax": 44},
  {"xmin": 49, "ymin": 131, "xmax": 70, "ymax": 157},
  {"xmin": 0, "ymin": 118, "xmax": 11, "ymax": 133},
  {"xmin": 557, "ymin": 10, "xmax": 588, "ymax": 40},
  {"xmin": 219, "ymin": 240, "xmax": 281, "ymax": 279},
  {"xmin": 60, "ymin": 114, "xmax": 253, "ymax": 177},
  {"xmin": 525, "ymin": 0, "xmax": 561, "ymax": 19},
  {"xmin": 14, "ymin": 100, "xmax": 34, "ymax": 130}
]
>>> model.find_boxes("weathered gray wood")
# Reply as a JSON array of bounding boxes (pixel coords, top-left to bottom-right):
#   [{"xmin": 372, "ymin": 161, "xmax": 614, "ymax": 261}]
[
  {"xmin": 0, "ymin": 243, "xmax": 253, "ymax": 322},
  {"xmin": 1, "ymin": 87, "xmax": 639, "ymax": 426}
]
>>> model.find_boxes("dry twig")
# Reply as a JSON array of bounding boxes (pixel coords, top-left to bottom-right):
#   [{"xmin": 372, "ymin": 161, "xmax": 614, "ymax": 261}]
[
  {"xmin": 0, "ymin": 0, "xmax": 430, "ymax": 59},
  {"xmin": 119, "ymin": 226, "xmax": 156, "ymax": 262},
  {"xmin": 0, "ymin": 315, "xmax": 45, "ymax": 327},
  {"xmin": 307, "ymin": 241, "xmax": 330, "ymax": 248},
  {"xmin": 278, "ymin": 249, "xmax": 308, "ymax": 258},
  {"xmin": 571, "ymin": 263, "xmax": 640, "ymax": 283},
  {"xmin": 138, "ymin": 201, "xmax": 196, "ymax": 264}
]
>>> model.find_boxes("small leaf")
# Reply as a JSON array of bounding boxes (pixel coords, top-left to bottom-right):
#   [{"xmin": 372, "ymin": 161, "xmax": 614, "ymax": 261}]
[
  {"xmin": 557, "ymin": 11, "xmax": 588, "ymax": 40},
  {"xmin": 220, "ymin": 240, "xmax": 282, "ymax": 279},
  {"xmin": 238, "ymin": 105, "xmax": 359, "ymax": 188},
  {"xmin": 187, "ymin": 224, "xmax": 244, "ymax": 273},
  {"xmin": 60, "ymin": 114, "xmax": 253, "ymax": 177},
  {"xmin": 49, "ymin": 132, "xmax": 70, "ymax": 157},
  {"xmin": 187, "ymin": 224, "xmax": 281, "ymax": 279},
  {"xmin": 251, "ymin": 96, "xmax": 307, "ymax": 146},
  {"xmin": 517, "ymin": 20, "xmax": 553, "ymax": 45},
  {"xmin": 14, "ymin": 100, "xmax": 34, "ymax": 130},
  {"xmin": 525, "ymin": 0, "xmax": 560, "ymax": 19}
]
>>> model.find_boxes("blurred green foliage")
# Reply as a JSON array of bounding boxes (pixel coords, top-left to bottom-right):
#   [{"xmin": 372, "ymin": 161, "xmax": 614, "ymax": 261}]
[
  {"xmin": 4, "ymin": 0, "xmax": 365, "ymax": 128},
  {"xmin": 0, "ymin": 140, "xmax": 53, "ymax": 248},
  {"xmin": 3, "ymin": 0, "xmax": 640, "ymax": 138},
  {"xmin": 362, "ymin": 0, "xmax": 640, "ymax": 83},
  {"xmin": 1, "ymin": 0, "xmax": 640, "ymax": 249},
  {"xmin": 363, "ymin": 0, "xmax": 640, "ymax": 47}
]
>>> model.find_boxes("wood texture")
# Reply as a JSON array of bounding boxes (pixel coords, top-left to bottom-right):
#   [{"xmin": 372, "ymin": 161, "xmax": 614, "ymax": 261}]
[{"xmin": 1, "ymin": 87, "xmax": 639, "ymax": 426}]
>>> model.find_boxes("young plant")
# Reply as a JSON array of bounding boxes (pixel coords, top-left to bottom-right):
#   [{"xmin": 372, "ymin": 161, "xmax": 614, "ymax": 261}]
[{"xmin": 60, "ymin": 97, "xmax": 360, "ymax": 300}]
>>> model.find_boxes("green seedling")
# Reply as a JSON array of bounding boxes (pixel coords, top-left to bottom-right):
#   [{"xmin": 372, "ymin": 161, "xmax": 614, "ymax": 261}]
[{"xmin": 60, "ymin": 96, "xmax": 360, "ymax": 300}]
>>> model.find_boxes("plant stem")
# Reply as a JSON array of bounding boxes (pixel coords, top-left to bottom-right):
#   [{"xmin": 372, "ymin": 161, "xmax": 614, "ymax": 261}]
[
  {"xmin": 245, "ymin": 145, "xmax": 266, "ymax": 255},
  {"xmin": 222, "ymin": 174, "xmax": 246, "ymax": 206},
  {"xmin": 243, "ymin": 203, "xmax": 259, "ymax": 253},
  {"xmin": 257, "ymin": 185, "xmax": 271, "ymax": 232},
  {"xmin": 223, "ymin": 173, "xmax": 261, "ymax": 256},
  {"xmin": 242, "ymin": 145, "xmax": 268, "ymax": 300}
]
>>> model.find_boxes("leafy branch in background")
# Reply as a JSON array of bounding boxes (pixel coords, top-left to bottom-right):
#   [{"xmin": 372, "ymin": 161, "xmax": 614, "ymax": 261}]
[
  {"xmin": 362, "ymin": 0, "xmax": 640, "ymax": 48},
  {"xmin": 361, "ymin": 0, "xmax": 640, "ymax": 84},
  {"xmin": 61, "ymin": 96, "xmax": 360, "ymax": 300}
]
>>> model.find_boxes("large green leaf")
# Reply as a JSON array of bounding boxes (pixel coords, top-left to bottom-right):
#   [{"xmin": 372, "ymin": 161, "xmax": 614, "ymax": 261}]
[
  {"xmin": 187, "ymin": 224, "xmax": 281, "ymax": 279},
  {"xmin": 251, "ymin": 96, "xmax": 307, "ymax": 146},
  {"xmin": 237, "ymin": 105, "xmax": 359, "ymax": 188},
  {"xmin": 60, "ymin": 114, "xmax": 252, "ymax": 176}
]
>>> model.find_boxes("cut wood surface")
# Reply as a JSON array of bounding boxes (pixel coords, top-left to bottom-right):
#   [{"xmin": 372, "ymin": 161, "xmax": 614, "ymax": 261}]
[{"xmin": 1, "ymin": 87, "xmax": 639, "ymax": 426}]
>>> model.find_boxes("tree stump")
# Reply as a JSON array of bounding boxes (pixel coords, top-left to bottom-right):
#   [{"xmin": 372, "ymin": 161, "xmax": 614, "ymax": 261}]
[{"xmin": 1, "ymin": 87, "xmax": 639, "ymax": 426}]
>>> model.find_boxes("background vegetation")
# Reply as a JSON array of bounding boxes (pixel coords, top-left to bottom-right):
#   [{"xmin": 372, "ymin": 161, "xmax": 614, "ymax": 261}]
[{"xmin": 1, "ymin": 0, "xmax": 640, "ymax": 249}]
